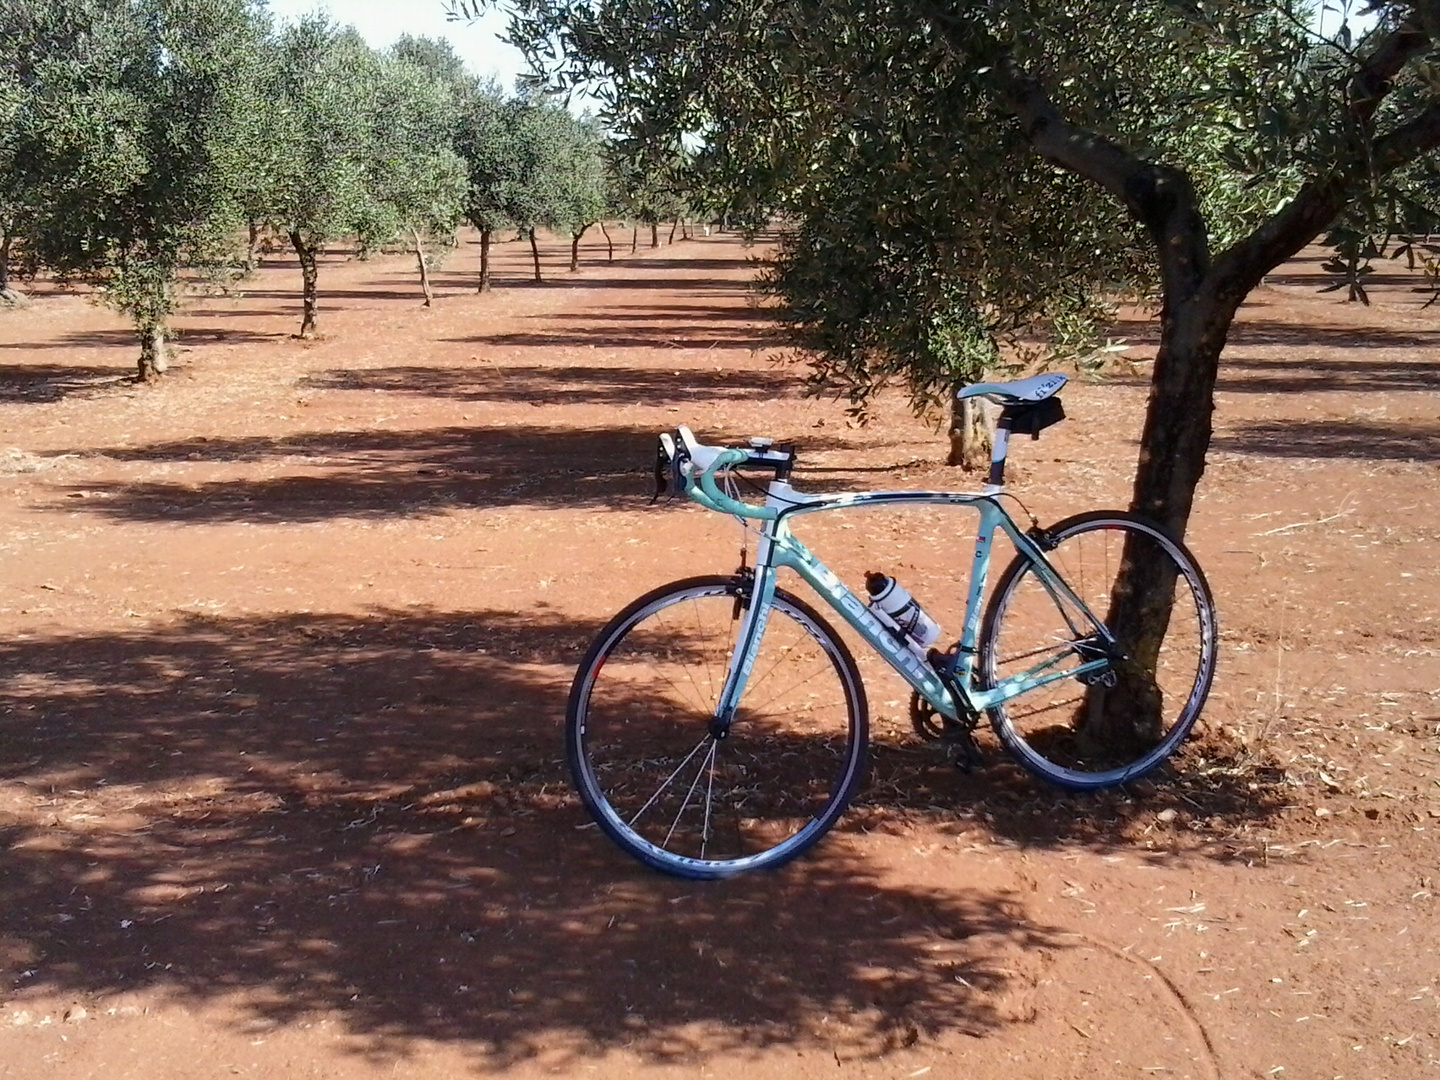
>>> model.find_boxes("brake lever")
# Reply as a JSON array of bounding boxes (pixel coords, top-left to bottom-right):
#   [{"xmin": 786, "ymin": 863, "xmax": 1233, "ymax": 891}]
[
  {"xmin": 651, "ymin": 432, "xmax": 681, "ymax": 504},
  {"xmin": 651, "ymin": 438, "xmax": 667, "ymax": 503}
]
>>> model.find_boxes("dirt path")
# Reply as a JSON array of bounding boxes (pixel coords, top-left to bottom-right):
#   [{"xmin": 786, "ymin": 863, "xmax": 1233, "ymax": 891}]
[{"xmin": 1, "ymin": 231, "xmax": 1437, "ymax": 1079}]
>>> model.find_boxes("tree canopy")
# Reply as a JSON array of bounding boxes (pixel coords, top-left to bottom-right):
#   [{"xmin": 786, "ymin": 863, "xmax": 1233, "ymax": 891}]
[
  {"xmin": 4, "ymin": 0, "xmax": 268, "ymax": 374},
  {"xmin": 460, "ymin": 0, "xmax": 1440, "ymax": 523},
  {"xmin": 3, "ymin": 5, "xmax": 623, "ymax": 370}
]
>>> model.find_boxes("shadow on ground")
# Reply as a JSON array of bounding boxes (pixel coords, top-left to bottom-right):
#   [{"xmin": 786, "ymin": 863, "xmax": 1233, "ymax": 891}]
[
  {"xmin": 1215, "ymin": 355, "xmax": 1440, "ymax": 394},
  {"xmin": 449, "ymin": 327, "xmax": 777, "ymax": 351},
  {"xmin": 512, "ymin": 275, "xmax": 748, "ymax": 295},
  {"xmin": 1109, "ymin": 316, "xmax": 1440, "ymax": 355},
  {"xmin": 0, "ymin": 364, "xmax": 131, "ymax": 404},
  {"xmin": 0, "ymin": 608, "xmax": 1065, "ymax": 1066},
  {"xmin": 852, "ymin": 734, "xmax": 1289, "ymax": 858},
  {"xmin": 301, "ymin": 363, "xmax": 802, "ymax": 406},
  {"xmin": 1, "ymin": 327, "xmax": 282, "ymax": 354},
  {"xmin": 44, "ymin": 425, "xmax": 661, "ymax": 522},
  {"xmin": 42, "ymin": 421, "xmax": 865, "ymax": 523},
  {"xmin": 1211, "ymin": 418, "xmax": 1440, "ymax": 460}
]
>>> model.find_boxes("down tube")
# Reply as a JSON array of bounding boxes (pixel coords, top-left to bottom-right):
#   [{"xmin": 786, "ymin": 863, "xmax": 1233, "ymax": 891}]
[{"xmin": 772, "ymin": 543, "xmax": 960, "ymax": 718}]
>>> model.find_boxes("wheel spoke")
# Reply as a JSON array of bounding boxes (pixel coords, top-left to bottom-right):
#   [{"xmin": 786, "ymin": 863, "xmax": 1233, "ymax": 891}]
[
  {"xmin": 662, "ymin": 737, "xmax": 716, "ymax": 848},
  {"xmin": 981, "ymin": 515, "xmax": 1216, "ymax": 790},
  {"xmin": 626, "ymin": 733, "xmax": 713, "ymax": 829},
  {"xmin": 568, "ymin": 579, "xmax": 868, "ymax": 878}
]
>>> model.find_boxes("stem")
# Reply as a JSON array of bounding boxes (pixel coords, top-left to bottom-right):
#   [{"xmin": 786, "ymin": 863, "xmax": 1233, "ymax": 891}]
[
  {"xmin": 1, "ymin": 226, "xmax": 13, "ymax": 293},
  {"xmin": 246, "ymin": 219, "xmax": 261, "ymax": 272}
]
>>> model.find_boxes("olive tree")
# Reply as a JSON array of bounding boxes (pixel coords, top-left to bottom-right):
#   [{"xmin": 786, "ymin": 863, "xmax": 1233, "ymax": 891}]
[
  {"xmin": 552, "ymin": 116, "xmax": 609, "ymax": 271},
  {"xmin": 7, "ymin": 0, "xmax": 267, "ymax": 377},
  {"xmin": 265, "ymin": 17, "xmax": 389, "ymax": 338},
  {"xmin": 455, "ymin": 82, "xmax": 518, "ymax": 292},
  {"xmin": 370, "ymin": 49, "xmax": 469, "ymax": 306},
  {"xmin": 505, "ymin": 96, "xmax": 594, "ymax": 282},
  {"xmin": 607, "ymin": 143, "xmax": 688, "ymax": 253}
]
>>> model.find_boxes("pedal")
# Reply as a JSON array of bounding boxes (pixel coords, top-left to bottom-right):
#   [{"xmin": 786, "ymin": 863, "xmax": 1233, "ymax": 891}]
[{"xmin": 946, "ymin": 729, "xmax": 986, "ymax": 773}]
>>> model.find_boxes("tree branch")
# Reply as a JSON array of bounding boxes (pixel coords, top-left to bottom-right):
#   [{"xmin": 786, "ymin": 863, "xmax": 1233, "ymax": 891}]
[
  {"xmin": 988, "ymin": 59, "xmax": 1142, "ymax": 208},
  {"xmin": 923, "ymin": 6, "xmax": 1140, "ymax": 205},
  {"xmin": 1373, "ymin": 94, "xmax": 1440, "ymax": 169},
  {"xmin": 924, "ymin": 3, "xmax": 1209, "ymax": 298},
  {"xmin": 1348, "ymin": 4, "xmax": 1437, "ymax": 126},
  {"xmin": 1210, "ymin": 12, "xmax": 1440, "ymax": 301}
]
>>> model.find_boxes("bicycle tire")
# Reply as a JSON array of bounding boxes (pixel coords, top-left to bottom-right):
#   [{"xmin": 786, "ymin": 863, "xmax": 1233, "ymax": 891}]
[
  {"xmin": 566, "ymin": 575, "xmax": 869, "ymax": 879},
  {"xmin": 979, "ymin": 511, "xmax": 1217, "ymax": 790}
]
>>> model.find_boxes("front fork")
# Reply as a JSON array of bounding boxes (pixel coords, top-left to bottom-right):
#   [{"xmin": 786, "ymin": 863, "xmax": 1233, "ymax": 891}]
[{"xmin": 710, "ymin": 563, "xmax": 779, "ymax": 739}]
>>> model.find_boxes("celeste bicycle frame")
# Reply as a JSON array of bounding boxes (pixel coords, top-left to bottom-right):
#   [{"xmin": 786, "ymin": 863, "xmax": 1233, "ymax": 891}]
[{"xmin": 700, "ymin": 474, "xmax": 1122, "ymax": 736}]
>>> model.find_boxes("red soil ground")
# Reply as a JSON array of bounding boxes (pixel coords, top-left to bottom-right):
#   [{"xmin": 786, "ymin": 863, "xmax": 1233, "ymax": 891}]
[{"xmin": 1, "ymin": 228, "xmax": 1438, "ymax": 1079}]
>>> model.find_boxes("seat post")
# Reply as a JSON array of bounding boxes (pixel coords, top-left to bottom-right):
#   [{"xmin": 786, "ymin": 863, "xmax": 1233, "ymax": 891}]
[{"xmin": 987, "ymin": 414, "xmax": 1013, "ymax": 492}]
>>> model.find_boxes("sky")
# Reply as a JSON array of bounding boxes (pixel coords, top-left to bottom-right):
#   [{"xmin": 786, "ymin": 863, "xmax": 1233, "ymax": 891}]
[{"xmin": 261, "ymin": 0, "xmax": 528, "ymax": 90}]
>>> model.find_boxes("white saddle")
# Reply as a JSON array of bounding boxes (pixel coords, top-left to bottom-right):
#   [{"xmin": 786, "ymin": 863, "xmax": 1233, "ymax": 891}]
[{"xmin": 957, "ymin": 373, "xmax": 1067, "ymax": 404}]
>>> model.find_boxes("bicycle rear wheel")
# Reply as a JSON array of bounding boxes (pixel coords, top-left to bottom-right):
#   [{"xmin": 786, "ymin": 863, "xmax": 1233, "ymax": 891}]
[
  {"xmin": 979, "ymin": 511, "xmax": 1217, "ymax": 790},
  {"xmin": 566, "ymin": 575, "xmax": 868, "ymax": 879}
]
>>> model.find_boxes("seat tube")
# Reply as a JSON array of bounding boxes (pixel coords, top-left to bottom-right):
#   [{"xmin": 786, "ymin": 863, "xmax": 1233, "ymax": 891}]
[{"xmin": 957, "ymin": 503, "xmax": 1003, "ymax": 659}]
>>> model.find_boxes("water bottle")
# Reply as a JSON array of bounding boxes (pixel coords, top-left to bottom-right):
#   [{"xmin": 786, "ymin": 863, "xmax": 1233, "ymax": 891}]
[{"xmin": 865, "ymin": 572, "xmax": 942, "ymax": 654}]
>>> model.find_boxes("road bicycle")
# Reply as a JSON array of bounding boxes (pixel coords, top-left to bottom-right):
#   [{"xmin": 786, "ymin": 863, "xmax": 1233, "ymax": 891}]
[{"xmin": 565, "ymin": 374, "xmax": 1217, "ymax": 878}]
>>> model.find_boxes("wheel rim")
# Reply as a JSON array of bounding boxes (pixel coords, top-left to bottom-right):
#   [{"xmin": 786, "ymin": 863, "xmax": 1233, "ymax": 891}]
[
  {"xmin": 984, "ymin": 519, "xmax": 1215, "ymax": 787},
  {"xmin": 573, "ymin": 584, "xmax": 864, "ymax": 874}
]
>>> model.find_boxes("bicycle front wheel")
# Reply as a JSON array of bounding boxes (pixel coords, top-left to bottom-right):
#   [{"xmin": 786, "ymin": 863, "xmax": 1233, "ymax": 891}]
[
  {"xmin": 979, "ymin": 512, "xmax": 1217, "ymax": 790},
  {"xmin": 566, "ymin": 575, "xmax": 868, "ymax": 879}
]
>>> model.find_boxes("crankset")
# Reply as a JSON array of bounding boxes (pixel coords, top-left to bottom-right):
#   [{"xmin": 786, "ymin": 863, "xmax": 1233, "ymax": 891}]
[{"xmin": 909, "ymin": 691, "xmax": 986, "ymax": 772}]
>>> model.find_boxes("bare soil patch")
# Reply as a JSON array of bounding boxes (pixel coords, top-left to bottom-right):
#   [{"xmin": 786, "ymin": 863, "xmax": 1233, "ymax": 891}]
[{"xmin": 1, "ymin": 229, "xmax": 1438, "ymax": 1079}]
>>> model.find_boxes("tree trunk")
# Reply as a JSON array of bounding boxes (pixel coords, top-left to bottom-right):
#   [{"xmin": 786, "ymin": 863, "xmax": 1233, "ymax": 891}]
[
  {"xmin": 137, "ymin": 322, "xmax": 168, "ymax": 382},
  {"xmin": 412, "ymin": 227, "xmax": 433, "ymax": 307},
  {"xmin": 529, "ymin": 228, "xmax": 542, "ymax": 283},
  {"xmin": 650, "ymin": 222, "xmax": 659, "ymax": 248},
  {"xmin": 1129, "ymin": 293, "xmax": 1237, "ymax": 540},
  {"xmin": 599, "ymin": 220, "xmax": 615, "ymax": 262},
  {"xmin": 291, "ymin": 230, "xmax": 320, "ymax": 339},
  {"xmin": 570, "ymin": 222, "xmax": 591, "ymax": 271},
  {"xmin": 946, "ymin": 393, "xmax": 992, "ymax": 468},
  {"xmin": 479, "ymin": 227, "xmax": 492, "ymax": 292},
  {"xmin": 245, "ymin": 219, "xmax": 262, "ymax": 272},
  {"xmin": 668, "ymin": 218, "xmax": 680, "ymax": 244},
  {"xmin": 0, "ymin": 228, "xmax": 20, "ymax": 306},
  {"xmin": 631, "ymin": 225, "xmax": 639, "ymax": 254},
  {"xmin": 1081, "ymin": 290, "xmax": 1238, "ymax": 751}
]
